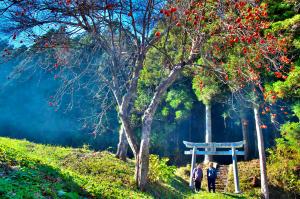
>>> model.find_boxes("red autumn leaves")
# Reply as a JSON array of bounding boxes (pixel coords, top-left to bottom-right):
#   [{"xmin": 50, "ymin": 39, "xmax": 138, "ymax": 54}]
[
  {"xmin": 259, "ymin": 104, "xmax": 289, "ymax": 129},
  {"xmin": 224, "ymin": 3, "xmax": 271, "ymax": 55},
  {"xmin": 156, "ymin": 6, "xmax": 178, "ymax": 37},
  {"xmin": 160, "ymin": 7, "xmax": 177, "ymax": 17},
  {"xmin": 261, "ymin": 124, "xmax": 267, "ymax": 129}
]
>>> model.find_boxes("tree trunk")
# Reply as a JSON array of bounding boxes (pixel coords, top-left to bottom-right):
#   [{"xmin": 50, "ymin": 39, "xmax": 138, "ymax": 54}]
[
  {"xmin": 240, "ymin": 111, "xmax": 250, "ymax": 161},
  {"xmin": 133, "ymin": 35, "xmax": 204, "ymax": 190},
  {"xmin": 204, "ymin": 103, "xmax": 213, "ymax": 163},
  {"xmin": 116, "ymin": 125, "xmax": 128, "ymax": 161},
  {"xmin": 119, "ymin": 114, "xmax": 139, "ymax": 158},
  {"xmin": 135, "ymin": 64, "xmax": 184, "ymax": 190},
  {"xmin": 241, "ymin": 118, "xmax": 250, "ymax": 161},
  {"xmin": 253, "ymin": 105, "xmax": 269, "ymax": 199},
  {"xmin": 136, "ymin": 116, "xmax": 152, "ymax": 190}
]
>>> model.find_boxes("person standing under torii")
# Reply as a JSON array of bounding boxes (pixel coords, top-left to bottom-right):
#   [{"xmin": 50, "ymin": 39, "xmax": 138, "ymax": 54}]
[
  {"xmin": 207, "ymin": 162, "xmax": 217, "ymax": 193},
  {"xmin": 192, "ymin": 164, "xmax": 203, "ymax": 192}
]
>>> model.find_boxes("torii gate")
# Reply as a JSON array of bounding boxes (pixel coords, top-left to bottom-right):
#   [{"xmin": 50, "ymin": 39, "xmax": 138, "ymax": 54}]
[{"xmin": 183, "ymin": 140, "xmax": 245, "ymax": 193}]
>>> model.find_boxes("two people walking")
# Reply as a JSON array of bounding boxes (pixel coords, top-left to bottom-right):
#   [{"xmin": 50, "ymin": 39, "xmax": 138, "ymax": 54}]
[{"xmin": 192, "ymin": 162, "xmax": 217, "ymax": 193}]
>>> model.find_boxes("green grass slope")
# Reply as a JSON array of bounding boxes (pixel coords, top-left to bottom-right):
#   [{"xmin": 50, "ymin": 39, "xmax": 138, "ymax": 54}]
[
  {"xmin": 0, "ymin": 137, "xmax": 248, "ymax": 199},
  {"xmin": 0, "ymin": 137, "xmax": 195, "ymax": 198}
]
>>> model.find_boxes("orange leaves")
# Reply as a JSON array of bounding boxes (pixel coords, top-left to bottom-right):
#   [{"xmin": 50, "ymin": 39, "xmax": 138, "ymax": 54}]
[
  {"xmin": 228, "ymin": 25, "xmax": 234, "ymax": 31},
  {"xmin": 161, "ymin": 9, "xmax": 171, "ymax": 17},
  {"xmin": 176, "ymin": 22, "xmax": 181, "ymax": 27},
  {"xmin": 170, "ymin": 7, "xmax": 177, "ymax": 13},
  {"xmin": 274, "ymin": 71, "xmax": 282, "ymax": 78},
  {"xmin": 265, "ymin": 106, "xmax": 270, "ymax": 112},
  {"xmin": 199, "ymin": 80, "xmax": 204, "ymax": 90},
  {"xmin": 259, "ymin": 39, "xmax": 266, "ymax": 44},
  {"xmin": 155, "ymin": 31, "xmax": 161, "ymax": 37},
  {"xmin": 278, "ymin": 38, "xmax": 287, "ymax": 46},
  {"xmin": 235, "ymin": 1, "xmax": 247, "ymax": 9},
  {"xmin": 233, "ymin": 37, "xmax": 239, "ymax": 43},
  {"xmin": 271, "ymin": 113, "xmax": 277, "ymax": 118},
  {"xmin": 261, "ymin": 11, "xmax": 268, "ymax": 17},
  {"xmin": 267, "ymin": 46, "xmax": 276, "ymax": 54},
  {"xmin": 266, "ymin": 33, "xmax": 276, "ymax": 41},
  {"xmin": 225, "ymin": 74, "xmax": 229, "ymax": 81},
  {"xmin": 242, "ymin": 47, "xmax": 247, "ymax": 54},
  {"xmin": 260, "ymin": 124, "xmax": 267, "ymax": 129},
  {"xmin": 280, "ymin": 56, "xmax": 290, "ymax": 64},
  {"xmin": 66, "ymin": 0, "xmax": 71, "ymax": 5},
  {"xmin": 160, "ymin": 7, "xmax": 177, "ymax": 17},
  {"xmin": 235, "ymin": 17, "xmax": 242, "ymax": 23},
  {"xmin": 165, "ymin": 1, "xmax": 288, "ymax": 100},
  {"xmin": 261, "ymin": 22, "xmax": 270, "ymax": 29},
  {"xmin": 184, "ymin": 10, "xmax": 190, "ymax": 16}
]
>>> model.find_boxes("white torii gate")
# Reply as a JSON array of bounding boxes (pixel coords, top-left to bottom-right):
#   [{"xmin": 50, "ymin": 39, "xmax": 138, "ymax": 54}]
[{"xmin": 183, "ymin": 140, "xmax": 245, "ymax": 193}]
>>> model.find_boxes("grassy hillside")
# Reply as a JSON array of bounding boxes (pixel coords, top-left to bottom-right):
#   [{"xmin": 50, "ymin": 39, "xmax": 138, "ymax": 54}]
[
  {"xmin": 226, "ymin": 159, "xmax": 300, "ymax": 199},
  {"xmin": 0, "ymin": 137, "xmax": 250, "ymax": 198}
]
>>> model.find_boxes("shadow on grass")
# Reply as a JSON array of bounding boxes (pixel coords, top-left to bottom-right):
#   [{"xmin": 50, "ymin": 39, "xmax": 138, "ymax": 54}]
[
  {"xmin": 0, "ymin": 159, "xmax": 92, "ymax": 198},
  {"xmin": 269, "ymin": 185, "xmax": 300, "ymax": 199},
  {"xmin": 146, "ymin": 176, "xmax": 193, "ymax": 199}
]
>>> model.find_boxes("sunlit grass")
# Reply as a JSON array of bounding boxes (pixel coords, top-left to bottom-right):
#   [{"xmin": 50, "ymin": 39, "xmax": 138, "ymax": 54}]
[{"xmin": 0, "ymin": 137, "xmax": 258, "ymax": 198}]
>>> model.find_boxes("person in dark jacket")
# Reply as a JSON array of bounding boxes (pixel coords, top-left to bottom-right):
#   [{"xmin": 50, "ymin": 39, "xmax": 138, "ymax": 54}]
[
  {"xmin": 192, "ymin": 164, "xmax": 203, "ymax": 192},
  {"xmin": 207, "ymin": 162, "xmax": 217, "ymax": 193}
]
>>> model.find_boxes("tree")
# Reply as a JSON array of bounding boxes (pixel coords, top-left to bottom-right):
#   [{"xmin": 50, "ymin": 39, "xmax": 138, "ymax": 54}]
[
  {"xmin": 0, "ymin": 0, "xmax": 202, "ymax": 189},
  {"xmin": 192, "ymin": 68, "xmax": 222, "ymax": 163},
  {"xmin": 253, "ymin": 98, "xmax": 269, "ymax": 199},
  {"xmin": 0, "ymin": 0, "xmax": 290, "ymax": 191}
]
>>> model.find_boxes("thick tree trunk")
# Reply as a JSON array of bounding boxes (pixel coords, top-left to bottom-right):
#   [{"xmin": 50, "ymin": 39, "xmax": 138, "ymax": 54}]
[
  {"xmin": 116, "ymin": 55, "xmax": 147, "ymax": 160},
  {"xmin": 135, "ymin": 64, "xmax": 184, "ymax": 190},
  {"xmin": 136, "ymin": 116, "xmax": 152, "ymax": 190},
  {"xmin": 253, "ymin": 105, "xmax": 269, "ymax": 199},
  {"xmin": 133, "ymin": 35, "xmax": 203, "ymax": 190},
  {"xmin": 204, "ymin": 103, "xmax": 213, "ymax": 163},
  {"xmin": 116, "ymin": 125, "xmax": 128, "ymax": 161}
]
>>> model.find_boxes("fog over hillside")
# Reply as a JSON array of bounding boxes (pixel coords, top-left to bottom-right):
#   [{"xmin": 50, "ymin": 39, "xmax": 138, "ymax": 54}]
[{"xmin": 0, "ymin": 40, "xmax": 277, "ymax": 164}]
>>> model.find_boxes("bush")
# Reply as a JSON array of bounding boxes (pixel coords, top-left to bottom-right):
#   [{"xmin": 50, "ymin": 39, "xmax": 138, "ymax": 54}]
[
  {"xmin": 149, "ymin": 154, "xmax": 176, "ymax": 183},
  {"xmin": 175, "ymin": 164, "xmax": 191, "ymax": 183},
  {"xmin": 267, "ymin": 137, "xmax": 300, "ymax": 195}
]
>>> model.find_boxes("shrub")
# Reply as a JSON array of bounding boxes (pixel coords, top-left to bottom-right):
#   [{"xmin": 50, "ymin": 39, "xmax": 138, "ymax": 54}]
[{"xmin": 149, "ymin": 154, "xmax": 176, "ymax": 183}]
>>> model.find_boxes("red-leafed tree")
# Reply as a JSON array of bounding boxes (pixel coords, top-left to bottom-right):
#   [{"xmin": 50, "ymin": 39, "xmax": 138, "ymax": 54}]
[{"xmin": 0, "ymin": 0, "xmax": 289, "ymax": 193}]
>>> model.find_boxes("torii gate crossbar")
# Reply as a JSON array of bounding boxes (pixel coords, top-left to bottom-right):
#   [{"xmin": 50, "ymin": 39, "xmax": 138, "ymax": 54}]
[{"xmin": 183, "ymin": 140, "xmax": 245, "ymax": 194}]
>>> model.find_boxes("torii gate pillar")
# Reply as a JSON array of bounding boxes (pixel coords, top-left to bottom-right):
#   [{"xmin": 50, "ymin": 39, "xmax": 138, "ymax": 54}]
[
  {"xmin": 189, "ymin": 147, "xmax": 197, "ymax": 188},
  {"xmin": 232, "ymin": 147, "xmax": 241, "ymax": 193}
]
